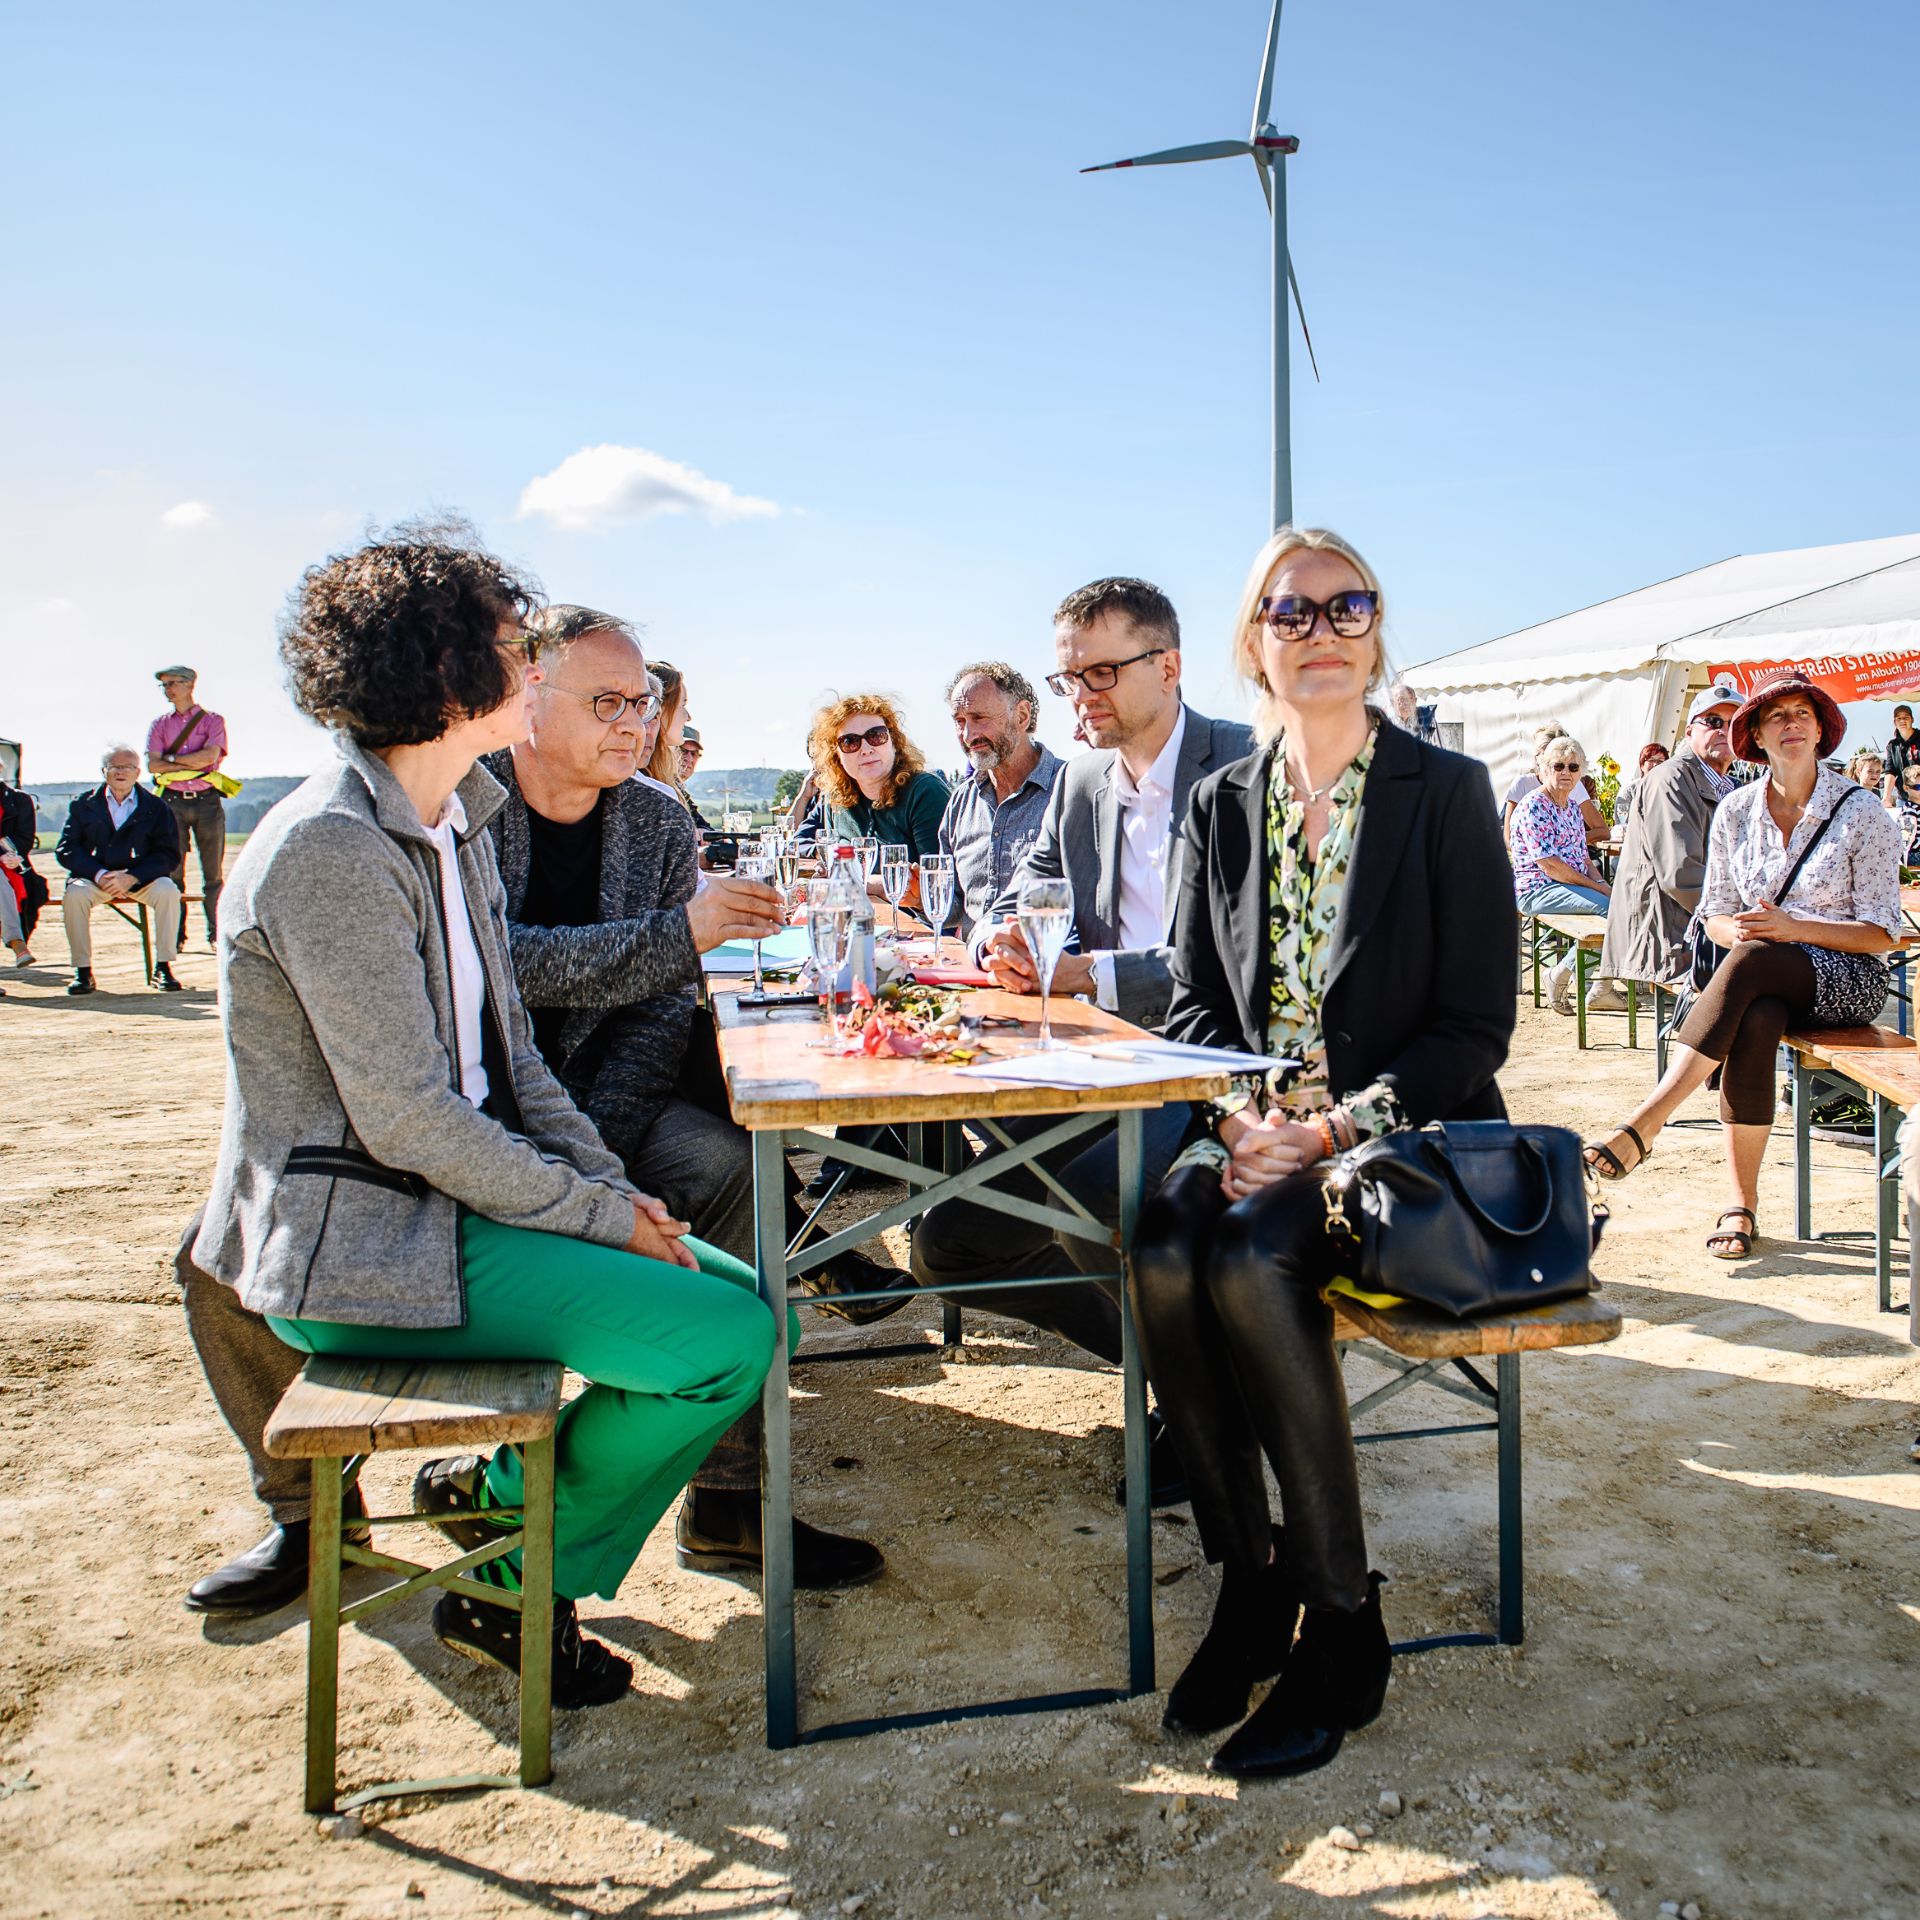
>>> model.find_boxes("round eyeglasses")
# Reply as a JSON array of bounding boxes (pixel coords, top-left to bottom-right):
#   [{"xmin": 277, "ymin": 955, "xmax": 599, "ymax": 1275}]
[{"xmin": 548, "ymin": 687, "xmax": 662, "ymax": 725}]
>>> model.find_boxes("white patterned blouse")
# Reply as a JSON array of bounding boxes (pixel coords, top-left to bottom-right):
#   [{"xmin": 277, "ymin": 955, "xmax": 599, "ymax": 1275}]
[{"xmin": 1697, "ymin": 764, "xmax": 1901, "ymax": 934}]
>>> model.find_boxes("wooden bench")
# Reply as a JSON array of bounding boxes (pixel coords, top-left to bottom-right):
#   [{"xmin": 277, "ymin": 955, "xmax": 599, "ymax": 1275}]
[
  {"xmin": 1784, "ymin": 1027, "xmax": 1918, "ymax": 1313},
  {"xmin": 263, "ymin": 1356, "xmax": 563, "ymax": 1814},
  {"xmin": 1523, "ymin": 912, "xmax": 1645, "ymax": 1051},
  {"xmin": 1326, "ymin": 1290, "xmax": 1622, "ymax": 1648}
]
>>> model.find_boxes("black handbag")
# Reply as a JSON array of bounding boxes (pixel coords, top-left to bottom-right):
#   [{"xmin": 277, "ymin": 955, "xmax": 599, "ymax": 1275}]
[
  {"xmin": 1320, "ymin": 1119, "xmax": 1601, "ymax": 1318},
  {"xmin": 1688, "ymin": 786, "xmax": 1864, "ymax": 990}
]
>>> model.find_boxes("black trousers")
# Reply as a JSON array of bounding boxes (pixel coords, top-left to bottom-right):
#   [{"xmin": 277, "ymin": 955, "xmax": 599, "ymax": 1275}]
[
  {"xmin": 1673, "ymin": 941, "xmax": 1818, "ymax": 1124},
  {"xmin": 164, "ymin": 789, "xmax": 225, "ymax": 939},
  {"xmin": 1128, "ymin": 1162, "xmax": 1369, "ymax": 1609},
  {"xmin": 909, "ymin": 1103, "xmax": 1193, "ymax": 1364}
]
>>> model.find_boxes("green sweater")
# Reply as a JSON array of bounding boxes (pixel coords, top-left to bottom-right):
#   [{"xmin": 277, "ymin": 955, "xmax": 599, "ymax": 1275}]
[{"xmin": 825, "ymin": 770, "xmax": 951, "ymax": 863}]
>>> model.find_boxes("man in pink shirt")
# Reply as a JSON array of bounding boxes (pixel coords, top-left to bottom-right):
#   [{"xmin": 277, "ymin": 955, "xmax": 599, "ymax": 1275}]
[{"xmin": 146, "ymin": 664, "xmax": 229, "ymax": 946}]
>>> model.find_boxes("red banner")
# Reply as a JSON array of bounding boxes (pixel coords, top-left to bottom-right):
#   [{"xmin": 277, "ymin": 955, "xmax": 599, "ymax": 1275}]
[{"xmin": 1706, "ymin": 651, "xmax": 1920, "ymax": 704}]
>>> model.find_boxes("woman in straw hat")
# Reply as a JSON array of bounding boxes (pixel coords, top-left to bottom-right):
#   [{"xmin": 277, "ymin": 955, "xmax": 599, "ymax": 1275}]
[{"xmin": 1584, "ymin": 673, "xmax": 1901, "ymax": 1256}]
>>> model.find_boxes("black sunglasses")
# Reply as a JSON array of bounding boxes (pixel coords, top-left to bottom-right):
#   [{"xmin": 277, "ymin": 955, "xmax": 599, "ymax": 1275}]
[
  {"xmin": 499, "ymin": 631, "xmax": 544, "ymax": 666},
  {"xmin": 1254, "ymin": 590, "xmax": 1381, "ymax": 640},
  {"xmin": 837, "ymin": 724, "xmax": 892, "ymax": 754},
  {"xmin": 1045, "ymin": 647, "xmax": 1168, "ymax": 697},
  {"xmin": 1690, "ymin": 713, "xmax": 1729, "ymax": 731}
]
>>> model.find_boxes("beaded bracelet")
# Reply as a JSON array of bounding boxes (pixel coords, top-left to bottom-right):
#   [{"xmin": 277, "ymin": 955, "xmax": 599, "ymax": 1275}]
[{"xmin": 1312, "ymin": 1112, "xmax": 1340, "ymax": 1162}]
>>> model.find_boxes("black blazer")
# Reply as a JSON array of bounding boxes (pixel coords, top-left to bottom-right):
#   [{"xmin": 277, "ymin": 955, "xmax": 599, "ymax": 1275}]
[
  {"xmin": 1164, "ymin": 722, "xmax": 1516, "ymax": 1126},
  {"xmin": 56, "ymin": 784, "xmax": 181, "ymax": 887}
]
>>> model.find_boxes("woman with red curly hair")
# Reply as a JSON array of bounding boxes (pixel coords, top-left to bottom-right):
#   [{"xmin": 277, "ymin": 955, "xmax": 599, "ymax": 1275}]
[{"xmin": 807, "ymin": 693, "xmax": 950, "ymax": 870}]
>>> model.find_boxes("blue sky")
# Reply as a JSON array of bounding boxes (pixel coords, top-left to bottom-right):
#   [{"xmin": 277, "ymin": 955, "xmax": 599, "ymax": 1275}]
[{"xmin": 6, "ymin": 0, "xmax": 1919, "ymax": 781}]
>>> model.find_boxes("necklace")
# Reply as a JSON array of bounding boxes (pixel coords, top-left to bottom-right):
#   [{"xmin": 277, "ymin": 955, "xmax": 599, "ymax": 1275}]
[{"xmin": 1285, "ymin": 758, "xmax": 1345, "ymax": 807}]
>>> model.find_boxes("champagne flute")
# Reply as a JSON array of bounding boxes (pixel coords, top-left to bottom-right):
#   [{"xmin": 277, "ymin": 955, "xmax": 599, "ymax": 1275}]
[
  {"xmin": 773, "ymin": 833, "xmax": 801, "ymax": 915},
  {"xmin": 735, "ymin": 848, "xmax": 775, "ymax": 999},
  {"xmin": 918, "ymin": 853, "xmax": 956, "ymax": 966},
  {"xmin": 1015, "ymin": 876, "xmax": 1073, "ymax": 1048},
  {"xmin": 856, "ymin": 835, "xmax": 880, "ymax": 882},
  {"xmin": 880, "ymin": 842, "xmax": 912, "ymax": 942},
  {"xmin": 806, "ymin": 876, "xmax": 854, "ymax": 1047}
]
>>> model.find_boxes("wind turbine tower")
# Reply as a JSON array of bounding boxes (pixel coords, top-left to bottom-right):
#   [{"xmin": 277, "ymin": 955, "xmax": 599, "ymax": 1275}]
[{"xmin": 1084, "ymin": 0, "xmax": 1315, "ymax": 533}]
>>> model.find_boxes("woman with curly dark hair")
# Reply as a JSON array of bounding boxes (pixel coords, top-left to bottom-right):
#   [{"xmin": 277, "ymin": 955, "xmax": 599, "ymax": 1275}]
[
  {"xmin": 807, "ymin": 692, "xmax": 949, "ymax": 867},
  {"xmin": 189, "ymin": 521, "xmax": 775, "ymax": 1710}
]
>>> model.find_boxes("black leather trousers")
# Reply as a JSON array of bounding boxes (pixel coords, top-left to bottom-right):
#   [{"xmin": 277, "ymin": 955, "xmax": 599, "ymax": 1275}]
[{"xmin": 1128, "ymin": 1162, "xmax": 1370, "ymax": 1609}]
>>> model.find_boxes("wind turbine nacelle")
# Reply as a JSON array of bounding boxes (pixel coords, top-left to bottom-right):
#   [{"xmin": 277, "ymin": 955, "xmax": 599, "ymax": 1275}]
[{"xmin": 1252, "ymin": 133, "xmax": 1299, "ymax": 154}]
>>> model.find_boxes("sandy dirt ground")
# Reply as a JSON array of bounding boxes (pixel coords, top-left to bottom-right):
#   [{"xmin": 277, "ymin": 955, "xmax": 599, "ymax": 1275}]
[{"xmin": 2, "ymin": 909, "xmax": 1917, "ymax": 1920}]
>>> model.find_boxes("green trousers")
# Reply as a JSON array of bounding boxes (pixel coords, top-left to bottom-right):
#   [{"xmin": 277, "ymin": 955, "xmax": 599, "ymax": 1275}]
[{"xmin": 268, "ymin": 1214, "xmax": 779, "ymax": 1601}]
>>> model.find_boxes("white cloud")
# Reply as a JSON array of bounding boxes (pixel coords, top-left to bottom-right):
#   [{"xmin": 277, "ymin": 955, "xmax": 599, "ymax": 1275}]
[
  {"xmin": 159, "ymin": 500, "xmax": 218, "ymax": 531},
  {"xmin": 516, "ymin": 444, "xmax": 780, "ymax": 530},
  {"xmin": 32, "ymin": 595, "xmax": 74, "ymax": 616}
]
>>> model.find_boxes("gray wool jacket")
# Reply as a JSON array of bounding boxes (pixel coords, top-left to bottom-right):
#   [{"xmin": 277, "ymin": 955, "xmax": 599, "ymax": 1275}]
[
  {"xmin": 191, "ymin": 739, "xmax": 639, "ymax": 1329},
  {"xmin": 480, "ymin": 751, "xmax": 702, "ymax": 1149}
]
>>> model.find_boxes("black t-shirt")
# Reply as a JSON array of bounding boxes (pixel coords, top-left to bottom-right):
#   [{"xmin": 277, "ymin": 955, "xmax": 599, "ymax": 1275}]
[
  {"xmin": 521, "ymin": 797, "xmax": 605, "ymax": 1070},
  {"xmin": 1886, "ymin": 731, "xmax": 1920, "ymax": 782}
]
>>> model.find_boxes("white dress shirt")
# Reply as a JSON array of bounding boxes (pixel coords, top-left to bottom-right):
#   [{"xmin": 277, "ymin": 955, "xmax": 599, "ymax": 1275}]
[
  {"xmin": 422, "ymin": 791, "xmax": 491, "ymax": 1109},
  {"xmin": 1091, "ymin": 706, "xmax": 1187, "ymax": 1012},
  {"xmin": 105, "ymin": 787, "xmax": 139, "ymax": 830}
]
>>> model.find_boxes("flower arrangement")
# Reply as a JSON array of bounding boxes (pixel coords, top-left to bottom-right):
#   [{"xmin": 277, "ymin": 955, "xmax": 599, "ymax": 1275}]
[{"xmin": 1591, "ymin": 753, "xmax": 1622, "ymax": 826}]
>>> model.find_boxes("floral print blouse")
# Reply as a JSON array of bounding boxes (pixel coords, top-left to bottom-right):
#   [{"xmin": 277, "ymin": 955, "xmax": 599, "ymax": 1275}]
[
  {"xmin": 1698, "ymin": 762, "xmax": 1902, "ymax": 934},
  {"xmin": 1176, "ymin": 726, "xmax": 1406, "ymax": 1176},
  {"xmin": 1508, "ymin": 786, "xmax": 1594, "ymax": 900}
]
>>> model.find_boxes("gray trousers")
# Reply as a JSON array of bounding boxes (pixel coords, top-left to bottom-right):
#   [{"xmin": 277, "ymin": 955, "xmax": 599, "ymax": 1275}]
[
  {"xmin": 175, "ymin": 1095, "xmax": 767, "ymax": 1530},
  {"xmin": 909, "ymin": 1103, "xmax": 1195, "ymax": 1363}
]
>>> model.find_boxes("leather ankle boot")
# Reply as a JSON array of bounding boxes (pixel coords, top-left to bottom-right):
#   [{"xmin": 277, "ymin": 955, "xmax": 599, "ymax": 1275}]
[
  {"xmin": 1210, "ymin": 1570, "xmax": 1390, "ymax": 1778},
  {"xmin": 1163, "ymin": 1527, "xmax": 1299, "ymax": 1735}
]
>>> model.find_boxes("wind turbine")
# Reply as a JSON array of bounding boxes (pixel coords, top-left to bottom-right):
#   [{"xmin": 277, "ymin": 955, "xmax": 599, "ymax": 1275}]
[{"xmin": 1083, "ymin": 0, "xmax": 1315, "ymax": 532}]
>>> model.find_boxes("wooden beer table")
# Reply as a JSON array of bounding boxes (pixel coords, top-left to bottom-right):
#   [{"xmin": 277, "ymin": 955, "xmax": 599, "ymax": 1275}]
[{"xmin": 713, "ymin": 988, "xmax": 1230, "ymax": 1747}]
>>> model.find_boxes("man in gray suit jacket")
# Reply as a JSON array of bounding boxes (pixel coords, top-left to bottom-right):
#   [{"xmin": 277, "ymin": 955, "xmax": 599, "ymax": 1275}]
[
  {"xmin": 914, "ymin": 578, "xmax": 1254, "ymax": 1500},
  {"xmin": 1599, "ymin": 684, "xmax": 1740, "ymax": 990}
]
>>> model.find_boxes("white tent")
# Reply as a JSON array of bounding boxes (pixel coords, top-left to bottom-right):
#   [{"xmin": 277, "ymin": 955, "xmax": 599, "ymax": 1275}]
[{"xmin": 1409, "ymin": 533, "xmax": 1920, "ymax": 795}]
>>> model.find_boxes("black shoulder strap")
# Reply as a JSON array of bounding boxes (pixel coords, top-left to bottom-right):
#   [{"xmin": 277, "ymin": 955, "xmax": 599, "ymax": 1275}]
[{"xmin": 1776, "ymin": 786, "xmax": 1863, "ymax": 905}]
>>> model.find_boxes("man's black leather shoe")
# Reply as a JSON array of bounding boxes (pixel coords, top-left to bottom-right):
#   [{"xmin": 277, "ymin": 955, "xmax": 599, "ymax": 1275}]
[
  {"xmin": 67, "ymin": 968, "xmax": 95, "ymax": 996},
  {"xmin": 1112, "ymin": 1409, "xmax": 1191, "ymax": 1509},
  {"xmin": 184, "ymin": 1491, "xmax": 370, "ymax": 1618},
  {"xmin": 152, "ymin": 963, "xmax": 184, "ymax": 992},
  {"xmin": 801, "ymin": 1248, "xmax": 918, "ymax": 1325},
  {"xmin": 675, "ymin": 1486, "xmax": 884, "ymax": 1589}
]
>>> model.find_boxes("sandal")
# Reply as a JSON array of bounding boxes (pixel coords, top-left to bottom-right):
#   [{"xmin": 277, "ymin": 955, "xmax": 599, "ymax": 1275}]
[
  {"xmin": 1584, "ymin": 1123, "xmax": 1649, "ymax": 1182},
  {"xmin": 1706, "ymin": 1207, "xmax": 1757, "ymax": 1260}
]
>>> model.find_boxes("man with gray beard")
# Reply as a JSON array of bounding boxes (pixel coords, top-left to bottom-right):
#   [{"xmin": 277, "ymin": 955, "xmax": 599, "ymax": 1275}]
[{"xmin": 935, "ymin": 662, "xmax": 1063, "ymax": 939}]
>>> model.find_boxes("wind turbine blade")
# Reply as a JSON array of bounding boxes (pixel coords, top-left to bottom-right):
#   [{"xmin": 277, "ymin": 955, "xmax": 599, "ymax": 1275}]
[
  {"xmin": 1287, "ymin": 253, "xmax": 1321, "ymax": 382},
  {"xmin": 1252, "ymin": 0, "xmax": 1285, "ymax": 134},
  {"xmin": 1254, "ymin": 151, "xmax": 1272, "ymax": 214},
  {"xmin": 1081, "ymin": 139, "xmax": 1252, "ymax": 173}
]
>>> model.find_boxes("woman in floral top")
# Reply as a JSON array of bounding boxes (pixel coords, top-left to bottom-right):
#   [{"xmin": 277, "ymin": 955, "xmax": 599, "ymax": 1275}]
[
  {"xmin": 1127, "ymin": 528, "xmax": 1516, "ymax": 1782},
  {"xmin": 1585, "ymin": 673, "xmax": 1900, "ymax": 1258},
  {"xmin": 1509, "ymin": 735, "xmax": 1610, "ymax": 914}
]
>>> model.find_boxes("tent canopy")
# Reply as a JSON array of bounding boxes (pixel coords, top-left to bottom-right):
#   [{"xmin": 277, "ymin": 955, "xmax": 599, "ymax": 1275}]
[
  {"xmin": 1408, "ymin": 533, "xmax": 1920, "ymax": 795},
  {"xmin": 1414, "ymin": 533, "xmax": 1920, "ymax": 690}
]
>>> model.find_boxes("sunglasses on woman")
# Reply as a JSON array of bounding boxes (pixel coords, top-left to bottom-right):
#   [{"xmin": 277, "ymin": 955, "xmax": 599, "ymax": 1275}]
[
  {"xmin": 499, "ymin": 631, "xmax": 544, "ymax": 666},
  {"xmin": 837, "ymin": 724, "xmax": 892, "ymax": 754},
  {"xmin": 1254, "ymin": 590, "xmax": 1381, "ymax": 640},
  {"xmin": 1548, "ymin": 761, "xmax": 1583, "ymax": 773}
]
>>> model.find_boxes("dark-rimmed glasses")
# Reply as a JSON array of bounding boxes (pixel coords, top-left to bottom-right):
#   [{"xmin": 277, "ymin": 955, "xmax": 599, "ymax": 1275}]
[
  {"xmin": 1254, "ymin": 590, "xmax": 1380, "ymax": 640},
  {"xmin": 549, "ymin": 686, "xmax": 662, "ymax": 725},
  {"xmin": 1689, "ymin": 713, "xmax": 1729, "ymax": 732},
  {"xmin": 1548, "ymin": 761, "xmax": 1583, "ymax": 773},
  {"xmin": 1045, "ymin": 647, "xmax": 1167, "ymax": 697},
  {"xmin": 836, "ymin": 724, "xmax": 892, "ymax": 754}
]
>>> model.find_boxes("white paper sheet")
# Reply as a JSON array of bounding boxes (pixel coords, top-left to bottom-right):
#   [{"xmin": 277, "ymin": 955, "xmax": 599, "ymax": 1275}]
[{"xmin": 950, "ymin": 1042, "xmax": 1296, "ymax": 1092}]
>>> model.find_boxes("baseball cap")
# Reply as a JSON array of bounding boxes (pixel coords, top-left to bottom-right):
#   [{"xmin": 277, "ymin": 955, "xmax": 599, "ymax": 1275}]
[
  {"xmin": 154, "ymin": 664, "xmax": 197, "ymax": 682},
  {"xmin": 1686, "ymin": 683, "xmax": 1739, "ymax": 724},
  {"xmin": 681, "ymin": 725, "xmax": 703, "ymax": 747}
]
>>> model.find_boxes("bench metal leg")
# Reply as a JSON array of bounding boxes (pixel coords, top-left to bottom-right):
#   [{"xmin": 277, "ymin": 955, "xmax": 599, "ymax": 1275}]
[
  {"xmin": 939, "ymin": 1122, "xmax": 964, "ymax": 1348},
  {"xmin": 517, "ymin": 1432, "xmax": 555, "ymax": 1788},
  {"xmin": 1876, "ymin": 1094, "xmax": 1900, "ymax": 1316},
  {"xmin": 305, "ymin": 1457, "xmax": 344, "ymax": 1813},
  {"xmin": 1626, "ymin": 978, "xmax": 1638, "ymax": 1050},
  {"xmin": 1496, "ymin": 1353, "xmax": 1523, "ymax": 1646},
  {"xmin": 1575, "ymin": 944, "xmax": 1591, "ymax": 1050},
  {"xmin": 756, "ymin": 1129, "xmax": 798, "ymax": 1750},
  {"xmin": 1793, "ymin": 1052, "xmax": 1814, "ymax": 1242}
]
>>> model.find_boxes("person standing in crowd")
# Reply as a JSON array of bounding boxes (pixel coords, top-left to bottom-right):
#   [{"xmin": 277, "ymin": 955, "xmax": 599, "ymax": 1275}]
[
  {"xmin": 1847, "ymin": 748, "xmax": 1885, "ymax": 797},
  {"xmin": 57, "ymin": 745, "xmax": 184, "ymax": 993},
  {"xmin": 1502, "ymin": 721, "xmax": 1606, "ymax": 846},
  {"xmin": 1585, "ymin": 674, "xmax": 1899, "ymax": 1258},
  {"xmin": 1882, "ymin": 704, "xmax": 1920, "ymax": 803},
  {"xmin": 911, "ymin": 578, "xmax": 1252, "ymax": 1503},
  {"xmin": 677, "ymin": 722, "xmax": 705, "ymax": 787},
  {"xmin": 146, "ymin": 665, "xmax": 229, "ymax": 948},
  {"xmin": 1892, "ymin": 761, "xmax": 1920, "ymax": 863},
  {"xmin": 1128, "ymin": 526, "xmax": 1515, "ymax": 1778},
  {"xmin": 936, "ymin": 661, "xmax": 1063, "ymax": 938},
  {"xmin": 1597, "ymin": 685, "xmax": 1740, "ymax": 1003},
  {"xmin": 0, "ymin": 768, "xmax": 43, "ymax": 967},
  {"xmin": 190, "ymin": 523, "xmax": 775, "ymax": 1707}
]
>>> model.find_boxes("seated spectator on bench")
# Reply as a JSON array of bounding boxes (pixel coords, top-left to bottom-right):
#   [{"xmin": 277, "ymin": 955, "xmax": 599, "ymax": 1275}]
[
  {"xmin": 1, "ymin": 768, "xmax": 44, "ymax": 968},
  {"xmin": 1511, "ymin": 734, "xmax": 1611, "ymax": 1014},
  {"xmin": 56, "ymin": 746, "xmax": 184, "ymax": 994},
  {"xmin": 189, "ymin": 521, "xmax": 777, "ymax": 1710},
  {"xmin": 1611, "ymin": 740, "xmax": 1669, "ymax": 825},
  {"xmin": 474, "ymin": 601, "xmax": 894, "ymax": 1589},
  {"xmin": 1128, "ymin": 525, "xmax": 1516, "ymax": 1779},
  {"xmin": 1584, "ymin": 673, "xmax": 1900, "ymax": 1260},
  {"xmin": 1502, "ymin": 721, "xmax": 1606, "ymax": 846}
]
